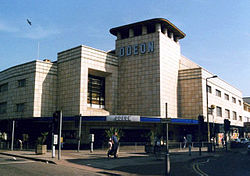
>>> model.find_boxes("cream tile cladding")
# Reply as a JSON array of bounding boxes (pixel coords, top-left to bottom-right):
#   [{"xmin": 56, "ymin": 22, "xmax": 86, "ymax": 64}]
[
  {"xmin": 178, "ymin": 68, "xmax": 203, "ymax": 119},
  {"xmin": 57, "ymin": 45, "xmax": 118, "ymax": 117},
  {"xmin": 116, "ymin": 32, "xmax": 161, "ymax": 116},
  {"xmin": 0, "ymin": 60, "xmax": 57, "ymax": 119}
]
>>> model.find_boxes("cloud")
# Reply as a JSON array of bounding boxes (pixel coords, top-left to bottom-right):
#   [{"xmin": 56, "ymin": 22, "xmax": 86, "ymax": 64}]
[
  {"xmin": 0, "ymin": 21, "xmax": 19, "ymax": 33},
  {"xmin": 22, "ymin": 25, "xmax": 60, "ymax": 39}
]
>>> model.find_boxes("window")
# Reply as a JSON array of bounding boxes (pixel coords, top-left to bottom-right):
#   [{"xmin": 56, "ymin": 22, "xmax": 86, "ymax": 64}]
[
  {"xmin": 225, "ymin": 109, "xmax": 230, "ymax": 119},
  {"xmin": 16, "ymin": 103, "xmax": 25, "ymax": 112},
  {"xmin": 18, "ymin": 79, "xmax": 26, "ymax": 87},
  {"xmin": 238, "ymin": 100, "xmax": 242, "ymax": 106},
  {"xmin": 87, "ymin": 75, "xmax": 105, "ymax": 108},
  {"xmin": 216, "ymin": 89, "xmax": 221, "ymax": 97},
  {"xmin": 233, "ymin": 111, "xmax": 237, "ymax": 120},
  {"xmin": 224, "ymin": 93, "xmax": 229, "ymax": 100},
  {"xmin": 0, "ymin": 102, "xmax": 7, "ymax": 114},
  {"xmin": 232, "ymin": 97, "xmax": 236, "ymax": 103},
  {"xmin": 0, "ymin": 83, "xmax": 8, "ymax": 92},
  {"xmin": 216, "ymin": 106, "xmax": 222, "ymax": 117},
  {"xmin": 207, "ymin": 85, "xmax": 212, "ymax": 93},
  {"xmin": 239, "ymin": 116, "xmax": 242, "ymax": 121}
]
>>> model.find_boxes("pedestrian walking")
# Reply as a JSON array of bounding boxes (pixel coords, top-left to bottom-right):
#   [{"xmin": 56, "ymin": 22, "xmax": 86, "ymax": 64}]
[
  {"xmin": 221, "ymin": 137, "xmax": 225, "ymax": 148},
  {"xmin": 111, "ymin": 132, "xmax": 119, "ymax": 158},
  {"xmin": 183, "ymin": 136, "xmax": 187, "ymax": 149},
  {"xmin": 107, "ymin": 138, "xmax": 112, "ymax": 158}
]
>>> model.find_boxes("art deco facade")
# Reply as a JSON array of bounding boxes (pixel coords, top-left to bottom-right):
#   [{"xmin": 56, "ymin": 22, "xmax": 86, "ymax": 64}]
[{"xmin": 0, "ymin": 18, "xmax": 247, "ymax": 145}]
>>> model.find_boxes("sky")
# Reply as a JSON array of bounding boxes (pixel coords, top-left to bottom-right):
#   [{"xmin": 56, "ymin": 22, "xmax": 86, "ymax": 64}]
[{"xmin": 0, "ymin": 0, "xmax": 249, "ymax": 96}]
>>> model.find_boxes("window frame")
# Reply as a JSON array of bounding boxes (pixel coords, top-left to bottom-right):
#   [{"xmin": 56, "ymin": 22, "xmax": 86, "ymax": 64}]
[
  {"xmin": 232, "ymin": 97, "xmax": 236, "ymax": 103},
  {"xmin": 225, "ymin": 109, "xmax": 230, "ymax": 119},
  {"xmin": 16, "ymin": 103, "xmax": 25, "ymax": 112},
  {"xmin": 216, "ymin": 89, "xmax": 221, "ymax": 97},
  {"xmin": 0, "ymin": 102, "xmax": 7, "ymax": 114},
  {"xmin": 18, "ymin": 79, "xmax": 26, "ymax": 88},
  {"xmin": 224, "ymin": 93, "xmax": 229, "ymax": 101},
  {"xmin": 216, "ymin": 106, "xmax": 222, "ymax": 117},
  {"xmin": 207, "ymin": 85, "xmax": 212, "ymax": 94},
  {"xmin": 232, "ymin": 111, "xmax": 237, "ymax": 120},
  {"xmin": 0, "ymin": 83, "xmax": 8, "ymax": 92},
  {"xmin": 87, "ymin": 74, "xmax": 105, "ymax": 108}
]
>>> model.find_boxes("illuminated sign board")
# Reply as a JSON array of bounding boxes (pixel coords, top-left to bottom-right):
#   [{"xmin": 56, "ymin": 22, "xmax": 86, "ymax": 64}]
[
  {"xmin": 119, "ymin": 41, "xmax": 154, "ymax": 57},
  {"xmin": 106, "ymin": 115, "xmax": 140, "ymax": 122}
]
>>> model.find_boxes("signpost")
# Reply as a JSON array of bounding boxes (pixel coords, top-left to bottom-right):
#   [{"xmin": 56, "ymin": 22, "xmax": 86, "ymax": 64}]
[
  {"xmin": 161, "ymin": 118, "xmax": 171, "ymax": 176},
  {"xmin": 77, "ymin": 114, "xmax": 82, "ymax": 152},
  {"xmin": 89, "ymin": 134, "xmax": 94, "ymax": 153},
  {"xmin": 11, "ymin": 120, "xmax": 15, "ymax": 151},
  {"xmin": 58, "ymin": 110, "xmax": 62, "ymax": 160},
  {"xmin": 187, "ymin": 134, "xmax": 192, "ymax": 156}
]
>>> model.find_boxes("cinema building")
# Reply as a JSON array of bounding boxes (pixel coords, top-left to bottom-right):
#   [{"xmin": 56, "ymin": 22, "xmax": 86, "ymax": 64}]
[{"xmin": 0, "ymin": 18, "xmax": 246, "ymax": 148}]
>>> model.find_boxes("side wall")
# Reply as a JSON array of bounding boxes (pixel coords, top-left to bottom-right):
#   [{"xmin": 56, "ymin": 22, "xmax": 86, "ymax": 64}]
[
  {"xmin": 0, "ymin": 62, "xmax": 36, "ymax": 119},
  {"xmin": 202, "ymin": 69, "xmax": 244, "ymax": 127},
  {"xmin": 178, "ymin": 68, "xmax": 203, "ymax": 119},
  {"xmin": 80, "ymin": 46, "xmax": 118, "ymax": 116},
  {"xmin": 57, "ymin": 47, "xmax": 82, "ymax": 116},
  {"xmin": 33, "ymin": 61, "xmax": 57, "ymax": 117},
  {"xmin": 159, "ymin": 32, "xmax": 181, "ymax": 118},
  {"xmin": 57, "ymin": 45, "xmax": 118, "ymax": 117}
]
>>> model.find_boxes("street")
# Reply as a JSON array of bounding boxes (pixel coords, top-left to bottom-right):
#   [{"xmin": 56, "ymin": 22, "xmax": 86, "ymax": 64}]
[
  {"xmin": 194, "ymin": 149, "xmax": 250, "ymax": 176},
  {"xmin": 0, "ymin": 148, "xmax": 249, "ymax": 176},
  {"xmin": 0, "ymin": 154, "xmax": 99, "ymax": 176}
]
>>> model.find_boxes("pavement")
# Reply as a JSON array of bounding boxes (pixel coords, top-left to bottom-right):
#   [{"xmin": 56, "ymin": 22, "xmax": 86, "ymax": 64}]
[{"xmin": 0, "ymin": 147, "xmax": 218, "ymax": 176}]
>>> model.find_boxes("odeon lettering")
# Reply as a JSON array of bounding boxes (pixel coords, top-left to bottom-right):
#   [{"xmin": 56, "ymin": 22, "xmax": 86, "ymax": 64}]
[{"xmin": 119, "ymin": 41, "xmax": 154, "ymax": 57}]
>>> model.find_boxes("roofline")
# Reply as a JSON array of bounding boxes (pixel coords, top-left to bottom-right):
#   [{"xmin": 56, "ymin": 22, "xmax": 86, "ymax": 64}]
[{"xmin": 110, "ymin": 18, "xmax": 186, "ymax": 39}]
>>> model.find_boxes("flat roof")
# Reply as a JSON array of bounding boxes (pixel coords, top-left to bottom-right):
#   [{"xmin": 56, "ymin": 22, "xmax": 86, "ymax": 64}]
[{"xmin": 110, "ymin": 18, "xmax": 186, "ymax": 39}]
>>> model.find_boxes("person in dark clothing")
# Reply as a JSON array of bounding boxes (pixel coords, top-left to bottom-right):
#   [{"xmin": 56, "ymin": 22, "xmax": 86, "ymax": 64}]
[{"xmin": 111, "ymin": 132, "xmax": 119, "ymax": 158}]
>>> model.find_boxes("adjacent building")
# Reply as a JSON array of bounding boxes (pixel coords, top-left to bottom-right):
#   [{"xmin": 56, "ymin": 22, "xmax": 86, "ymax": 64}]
[{"xmin": 0, "ymin": 18, "xmax": 247, "ymax": 148}]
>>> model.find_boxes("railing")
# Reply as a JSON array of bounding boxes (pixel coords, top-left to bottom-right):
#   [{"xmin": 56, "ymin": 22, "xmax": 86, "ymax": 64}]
[{"xmin": 113, "ymin": 141, "xmax": 213, "ymax": 153}]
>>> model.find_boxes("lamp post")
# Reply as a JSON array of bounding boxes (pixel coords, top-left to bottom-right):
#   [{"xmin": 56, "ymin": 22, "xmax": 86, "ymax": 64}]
[{"xmin": 206, "ymin": 75, "xmax": 217, "ymax": 149}]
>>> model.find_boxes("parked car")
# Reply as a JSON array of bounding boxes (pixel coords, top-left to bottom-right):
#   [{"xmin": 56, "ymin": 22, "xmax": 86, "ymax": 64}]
[
  {"xmin": 240, "ymin": 138, "xmax": 249, "ymax": 144},
  {"xmin": 233, "ymin": 138, "xmax": 241, "ymax": 143},
  {"xmin": 248, "ymin": 144, "xmax": 250, "ymax": 154}
]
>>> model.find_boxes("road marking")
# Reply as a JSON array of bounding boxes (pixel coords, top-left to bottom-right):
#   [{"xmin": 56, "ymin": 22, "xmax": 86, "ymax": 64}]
[{"xmin": 192, "ymin": 159, "xmax": 210, "ymax": 176}]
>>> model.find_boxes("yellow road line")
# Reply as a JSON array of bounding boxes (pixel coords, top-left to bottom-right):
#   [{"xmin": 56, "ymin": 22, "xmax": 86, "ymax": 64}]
[{"xmin": 193, "ymin": 163, "xmax": 209, "ymax": 176}]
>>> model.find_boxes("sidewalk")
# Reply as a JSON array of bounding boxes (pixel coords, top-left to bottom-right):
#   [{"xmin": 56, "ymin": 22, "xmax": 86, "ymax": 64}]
[{"xmin": 0, "ymin": 147, "xmax": 217, "ymax": 175}]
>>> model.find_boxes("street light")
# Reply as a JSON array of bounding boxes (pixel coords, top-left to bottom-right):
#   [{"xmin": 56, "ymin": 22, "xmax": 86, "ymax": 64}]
[{"xmin": 206, "ymin": 75, "xmax": 217, "ymax": 148}]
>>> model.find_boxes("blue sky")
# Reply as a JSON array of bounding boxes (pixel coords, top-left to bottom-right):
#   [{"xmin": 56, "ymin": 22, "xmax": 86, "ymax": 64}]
[{"xmin": 0, "ymin": 0, "xmax": 249, "ymax": 96}]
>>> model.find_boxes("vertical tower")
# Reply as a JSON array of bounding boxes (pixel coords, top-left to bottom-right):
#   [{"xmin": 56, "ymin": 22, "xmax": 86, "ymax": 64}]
[{"xmin": 110, "ymin": 18, "xmax": 185, "ymax": 118}]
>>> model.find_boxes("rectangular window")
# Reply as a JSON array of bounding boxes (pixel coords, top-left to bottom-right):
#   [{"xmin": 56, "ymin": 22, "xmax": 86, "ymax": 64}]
[
  {"xmin": 216, "ymin": 106, "xmax": 222, "ymax": 117},
  {"xmin": 238, "ymin": 100, "xmax": 242, "ymax": 106},
  {"xmin": 225, "ymin": 109, "xmax": 230, "ymax": 119},
  {"xmin": 18, "ymin": 79, "xmax": 26, "ymax": 87},
  {"xmin": 224, "ymin": 93, "xmax": 229, "ymax": 100},
  {"xmin": 0, "ymin": 102, "xmax": 7, "ymax": 114},
  {"xmin": 207, "ymin": 85, "xmax": 212, "ymax": 93},
  {"xmin": 16, "ymin": 103, "xmax": 25, "ymax": 112},
  {"xmin": 0, "ymin": 83, "xmax": 8, "ymax": 92},
  {"xmin": 232, "ymin": 97, "xmax": 236, "ymax": 103},
  {"xmin": 233, "ymin": 111, "xmax": 237, "ymax": 120},
  {"xmin": 87, "ymin": 75, "xmax": 105, "ymax": 108},
  {"xmin": 239, "ymin": 116, "xmax": 242, "ymax": 121},
  {"xmin": 216, "ymin": 89, "xmax": 221, "ymax": 97}
]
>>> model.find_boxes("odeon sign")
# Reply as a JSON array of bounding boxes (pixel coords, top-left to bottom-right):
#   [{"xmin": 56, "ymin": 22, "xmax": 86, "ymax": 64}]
[
  {"xmin": 119, "ymin": 41, "xmax": 154, "ymax": 57},
  {"xmin": 106, "ymin": 115, "xmax": 140, "ymax": 122}
]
